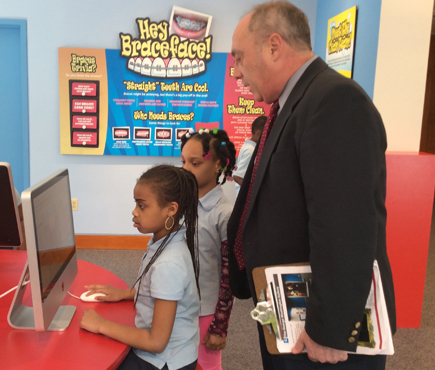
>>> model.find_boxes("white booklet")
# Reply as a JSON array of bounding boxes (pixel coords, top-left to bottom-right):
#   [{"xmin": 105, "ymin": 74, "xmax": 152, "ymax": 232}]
[{"xmin": 264, "ymin": 261, "xmax": 394, "ymax": 355}]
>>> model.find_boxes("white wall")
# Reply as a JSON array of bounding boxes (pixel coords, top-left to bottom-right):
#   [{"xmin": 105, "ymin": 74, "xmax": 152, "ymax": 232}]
[
  {"xmin": 374, "ymin": 0, "xmax": 434, "ymax": 151},
  {"xmin": 1, "ymin": 0, "xmax": 317, "ymax": 235}
]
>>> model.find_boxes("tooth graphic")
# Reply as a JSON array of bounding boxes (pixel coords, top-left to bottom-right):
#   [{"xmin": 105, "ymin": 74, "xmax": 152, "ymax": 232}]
[
  {"xmin": 198, "ymin": 60, "xmax": 205, "ymax": 73},
  {"xmin": 181, "ymin": 59, "xmax": 192, "ymax": 77},
  {"xmin": 128, "ymin": 58, "xmax": 135, "ymax": 71},
  {"xmin": 141, "ymin": 57, "xmax": 152, "ymax": 76},
  {"xmin": 191, "ymin": 60, "xmax": 199, "ymax": 75},
  {"xmin": 167, "ymin": 58, "xmax": 182, "ymax": 77},
  {"xmin": 152, "ymin": 57, "xmax": 166, "ymax": 77},
  {"xmin": 134, "ymin": 58, "xmax": 142, "ymax": 73}
]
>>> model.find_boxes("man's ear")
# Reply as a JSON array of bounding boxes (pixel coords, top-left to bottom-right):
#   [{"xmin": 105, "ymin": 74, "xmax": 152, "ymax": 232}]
[
  {"xmin": 167, "ymin": 202, "xmax": 179, "ymax": 217},
  {"xmin": 268, "ymin": 33, "xmax": 283, "ymax": 60}
]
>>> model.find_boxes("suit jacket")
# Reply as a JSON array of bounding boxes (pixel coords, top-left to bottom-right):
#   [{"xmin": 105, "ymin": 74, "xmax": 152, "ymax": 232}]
[{"xmin": 227, "ymin": 58, "xmax": 396, "ymax": 352}]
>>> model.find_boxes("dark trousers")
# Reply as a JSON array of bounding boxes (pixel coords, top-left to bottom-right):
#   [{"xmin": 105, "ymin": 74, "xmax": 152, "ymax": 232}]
[
  {"xmin": 117, "ymin": 349, "xmax": 197, "ymax": 370},
  {"xmin": 257, "ymin": 324, "xmax": 387, "ymax": 370}
]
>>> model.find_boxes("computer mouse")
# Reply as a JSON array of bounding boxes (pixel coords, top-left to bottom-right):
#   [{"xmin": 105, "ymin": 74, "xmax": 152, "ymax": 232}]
[{"xmin": 80, "ymin": 290, "xmax": 107, "ymax": 302}]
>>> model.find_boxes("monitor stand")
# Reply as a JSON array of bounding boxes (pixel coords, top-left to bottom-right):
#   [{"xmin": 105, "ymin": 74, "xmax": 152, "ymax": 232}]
[{"xmin": 7, "ymin": 261, "xmax": 76, "ymax": 331}]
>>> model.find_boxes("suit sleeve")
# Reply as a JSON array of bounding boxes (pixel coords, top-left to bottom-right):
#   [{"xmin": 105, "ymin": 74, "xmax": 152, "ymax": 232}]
[{"xmin": 299, "ymin": 80, "xmax": 386, "ymax": 351}]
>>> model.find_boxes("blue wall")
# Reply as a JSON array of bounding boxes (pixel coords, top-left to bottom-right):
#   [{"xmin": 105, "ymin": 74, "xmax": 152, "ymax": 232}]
[
  {"xmin": 0, "ymin": 19, "xmax": 29, "ymax": 193},
  {"xmin": 1, "ymin": 0, "xmax": 389, "ymax": 235},
  {"xmin": 314, "ymin": 0, "xmax": 382, "ymax": 99},
  {"xmin": 0, "ymin": 0, "xmax": 318, "ymax": 235}
]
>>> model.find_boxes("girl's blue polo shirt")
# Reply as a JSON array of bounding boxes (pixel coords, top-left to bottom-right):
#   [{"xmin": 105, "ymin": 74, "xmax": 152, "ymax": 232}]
[
  {"xmin": 133, "ymin": 228, "xmax": 200, "ymax": 370},
  {"xmin": 197, "ymin": 185, "xmax": 233, "ymax": 315}
]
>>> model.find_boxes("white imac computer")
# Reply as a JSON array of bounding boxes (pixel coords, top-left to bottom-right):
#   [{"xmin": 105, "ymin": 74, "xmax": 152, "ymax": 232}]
[
  {"xmin": 0, "ymin": 162, "xmax": 23, "ymax": 249},
  {"xmin": 8, "ymin": 169, "xmax": 78, "ymax": 331}
]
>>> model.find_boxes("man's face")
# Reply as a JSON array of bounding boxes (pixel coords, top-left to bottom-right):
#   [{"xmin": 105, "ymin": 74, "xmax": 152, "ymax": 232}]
[{"xmin": 231, "ymin": 15, "xmax": 271, "ymax": 103}]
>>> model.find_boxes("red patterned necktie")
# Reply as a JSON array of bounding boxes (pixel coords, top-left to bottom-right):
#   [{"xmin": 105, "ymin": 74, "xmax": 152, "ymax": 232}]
[{"xmin": 233, "ymin": 100, "xmax": 280, "ymax": 270}]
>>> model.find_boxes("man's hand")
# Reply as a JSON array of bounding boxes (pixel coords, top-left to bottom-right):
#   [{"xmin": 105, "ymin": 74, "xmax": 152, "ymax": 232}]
[
  {"xmin": 291, "ymin": 330, "xmax": 348, "ymax": 364},
  {"xmin": 202, "ymin": 332, "xmax": 227, "ymax": 351}
]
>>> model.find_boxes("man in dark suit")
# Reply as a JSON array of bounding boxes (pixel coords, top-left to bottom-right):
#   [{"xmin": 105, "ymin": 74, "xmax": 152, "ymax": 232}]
[{"xmin": 228, "ymin": 2, "xmax": 396, "ymax": 369}]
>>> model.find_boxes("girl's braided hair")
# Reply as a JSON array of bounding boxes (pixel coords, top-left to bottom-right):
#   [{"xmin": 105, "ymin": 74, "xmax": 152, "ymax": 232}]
[
  {"xmin": 180, "ymin": 128, "xmax": 237, "ymax": 185},
  {"xmin": 133, "ymin": 165, "xmax": 200, "ymax": 303}
]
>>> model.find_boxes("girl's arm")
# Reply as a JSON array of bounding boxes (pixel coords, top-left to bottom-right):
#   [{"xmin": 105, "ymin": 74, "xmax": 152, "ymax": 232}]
[
  {"xmin": 80, "ymin": 298, "xmax": 177, "ymax": 353},
  {"xmin": 203, "ymin": 240, "xmax": 234, "ymax": 350},
  {"xmin": 84, "ymin": 284, "xmax": 136, "ymax": 302}
]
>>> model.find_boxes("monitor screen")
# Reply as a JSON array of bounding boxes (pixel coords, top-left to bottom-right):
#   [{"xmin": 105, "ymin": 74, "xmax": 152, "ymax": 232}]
[
  {"xmin": 0, "ymin": 162, "xmax": 22, "ymax": 248},
  {"xmin": 8, "ymin": 169, "xmax": 78, "ymax": 331},
  {"xmin": 30, "ymin": 171, "xmax": 76, "ymax": 301}
]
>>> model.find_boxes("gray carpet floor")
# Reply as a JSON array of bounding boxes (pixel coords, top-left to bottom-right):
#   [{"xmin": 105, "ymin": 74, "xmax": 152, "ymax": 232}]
[{"xmin": 77, "ymin": 212, "xmax": 435, "ymax": 369}]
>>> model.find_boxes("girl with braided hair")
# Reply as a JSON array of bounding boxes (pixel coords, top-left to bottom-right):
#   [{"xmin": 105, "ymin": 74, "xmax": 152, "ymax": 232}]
[
  {"xmin": 180, "ymin": 128, "xmax": 236, "ymax": 370},
  {"xmin": 80, "ymin": 165, "xmax": 200, "ymax": 370}
]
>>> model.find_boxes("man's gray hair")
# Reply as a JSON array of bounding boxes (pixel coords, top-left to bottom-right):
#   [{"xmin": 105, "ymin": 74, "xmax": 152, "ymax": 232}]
[{"xmin": 248, "ymin": 1, "xmax": 312, "ymax": 51}]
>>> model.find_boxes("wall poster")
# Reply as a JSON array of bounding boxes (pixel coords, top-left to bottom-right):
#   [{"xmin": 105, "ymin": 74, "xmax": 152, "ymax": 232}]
[
  {"xmin": 59, "ymin": 8, "xmax": 269, "ymax": 157},
  {"xmin": 325, "ymin": 6, "xmax": 357, "ymax": 79}
]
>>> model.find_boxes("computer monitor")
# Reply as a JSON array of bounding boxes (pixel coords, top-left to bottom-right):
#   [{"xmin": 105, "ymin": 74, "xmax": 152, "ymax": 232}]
[
  {"xmin": 8, "ymin": 169, "xmax": 78, "ymax": 331},
  {"xmin": 0, "ymin": 162, "xmax": 22, "ymax": 249}
]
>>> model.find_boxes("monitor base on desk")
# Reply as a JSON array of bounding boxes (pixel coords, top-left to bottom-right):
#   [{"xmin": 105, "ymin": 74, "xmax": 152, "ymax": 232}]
[
  {"xmin": 8, "ymin": 261, "xmax": 76, "ymax": 331},
  {"xmin": 8, "ymin": 303, "xmax": 76, "ymax": 331}
]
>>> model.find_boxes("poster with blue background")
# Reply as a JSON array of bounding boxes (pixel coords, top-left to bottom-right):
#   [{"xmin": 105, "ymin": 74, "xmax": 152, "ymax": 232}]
[{"xmin": 104, "ymin": 50, "xmax": 227, "ymax": 157}]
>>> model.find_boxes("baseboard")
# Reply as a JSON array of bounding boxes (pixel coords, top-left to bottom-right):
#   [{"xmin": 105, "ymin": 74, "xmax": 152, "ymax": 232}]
[{"xmin": 75, "ymin": 235, "xmax": 151, "ymax": 250}]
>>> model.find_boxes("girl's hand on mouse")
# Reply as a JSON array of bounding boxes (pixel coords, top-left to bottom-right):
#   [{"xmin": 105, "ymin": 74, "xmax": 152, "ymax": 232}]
[
  {"xmin": 80, "ymin": 309, "xmax": 106, "ymax": 334},
  {"xmin": 84, "ymin": 284, "xmax": 135, "ymax": 302},
  {"xmin": 202, "ymin": 332, "xmax": 227, "ymax": 351}
]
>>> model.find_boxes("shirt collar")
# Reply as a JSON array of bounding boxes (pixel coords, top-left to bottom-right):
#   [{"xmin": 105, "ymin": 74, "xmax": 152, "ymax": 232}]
[
  {"xmin": 147, "ymin": 227, "xmax": 186, "ymax": 253},
  {"xmin": 278, "ymin": 55, "xmax": 318, "ymax": 116},
  {"xmin": 199, "ymin": 185, "xmax": 223, "ymax": 212}
]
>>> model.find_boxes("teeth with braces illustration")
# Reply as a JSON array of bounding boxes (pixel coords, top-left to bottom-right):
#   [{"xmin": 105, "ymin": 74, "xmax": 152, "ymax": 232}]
[
  {"xmin": 174, "ymin": 16, "xmax": 206, "ymax": 32},
  {"xmin": 128, "ymin": 57, "xmax": 206, "ymax": 78}
]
